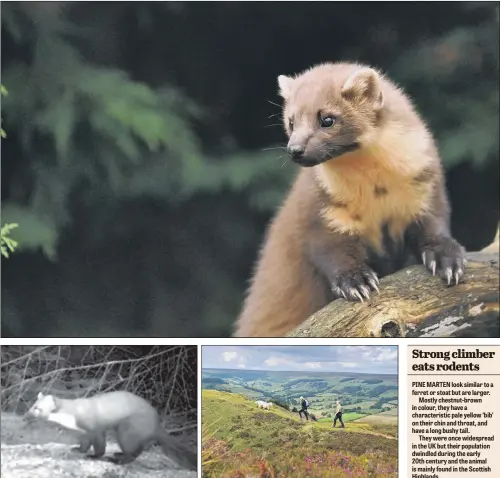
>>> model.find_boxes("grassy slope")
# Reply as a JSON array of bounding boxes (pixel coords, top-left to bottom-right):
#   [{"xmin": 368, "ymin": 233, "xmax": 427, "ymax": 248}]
[{"xmin": 202, "ymin": 390, "xmax": 397, "ymax": 477}]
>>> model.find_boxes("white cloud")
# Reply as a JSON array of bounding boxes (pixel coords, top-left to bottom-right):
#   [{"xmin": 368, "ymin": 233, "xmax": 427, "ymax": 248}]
[
  {"xmin": 372, "ymin": 348, "xmax": 398, "ymax": 362},
  {"xmin": 222, "ymin": 352, "xmax": 238, "ymax": 362},
  {"xmin": 204, "ymin": 345, "xmax": 397, "ymax": 374},
  {"xmin": 221, "ymin": 351, "xmax": 246, "ymax": 368},
  {"xmin": 264, "ymin": 357, "xmax": 292, "ymax": 367},
  {"xmin": 359, "ymin": 347, "xmax": 397, "ymax": 364},
  {"xmin": 304, "ymin": 362, "xmax": 322, "ymax": 369},
  {"xmin": 344, "ymin": 346, "xmax": 370, "ymax": 353},
  {"xmin": 338, "ymin": 362, "xmax": 358, "ymax": 368}
]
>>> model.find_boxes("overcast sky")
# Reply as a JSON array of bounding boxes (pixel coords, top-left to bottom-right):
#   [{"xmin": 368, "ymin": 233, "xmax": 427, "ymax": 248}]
[{"xmin": 202, "ymin": 346, "xmax": 397, "ymax": 375}]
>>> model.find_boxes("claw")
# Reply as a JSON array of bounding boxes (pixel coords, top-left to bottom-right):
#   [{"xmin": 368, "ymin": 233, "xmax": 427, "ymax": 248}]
[
  {"xmin": 372, "ymin": 273, "xmax": 380, "ymax": 285},
  {"xmin": 430, "ymin": 260, "xmax": 436, "ymax": 276},
  {"xmin": 333, "ymin": 286, "xmax": 347, "ymax": 299},
  {"xmin": 455, "ymin": 268, "xmax": 463, "ymax": 285},
  {"xmin": 332, "ymin": 286, "xmax": 343, "ymax": 297},
  {"xmin": 368, "ymin": 279, "xmax": 380, "ymax": 293},
  {"xmin": 359, "ymin": 285, "xmax": 371, "ymax": 300},
  {"xmin": 445, "ymin": 268, "xmax": 452, "ymax": 285},
  {"xmin": 421, "ymin": 252, "xmax": 426, "ymax": 265},
  {"xmin": 352, "ymin": 289, "xmax": 364, "ymax": 302},
  {"xmin": 335, "ymin": 287, "xmax": 346, "ymax": 299}
]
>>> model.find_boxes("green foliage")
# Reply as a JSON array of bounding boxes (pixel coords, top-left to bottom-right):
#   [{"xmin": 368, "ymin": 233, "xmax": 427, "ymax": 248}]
[
  {"xmin": 1, "ymin": 4, "xmax": 290, "ymax": 257},
  {"xmin": 1, "ymin": 85, "xmax": 7, "ymax": 138},
  {"xmin": 1, "ymin": 203, "xmax": 57, "ymax": 259},
  {"xmin": 1, "ymin": 84, "xmax": 20, "ymax": 260},
  {"xmin": 1, "ymin": 223, "xmax": 19, "ymax": 258},
  {"xmin": 391, "ymin": 3, "xmax": 499, "ymax": 167},
  {"xmin": 3, "ymin": 4, "xmax": 202, "ymax": 243},
  {"xmin": 1, "ymin": 20, "xmax": 203, "ymax": 176},
  {"xmin": 121, "ymin": 149, "xmax": 293, "ymax": 209}
]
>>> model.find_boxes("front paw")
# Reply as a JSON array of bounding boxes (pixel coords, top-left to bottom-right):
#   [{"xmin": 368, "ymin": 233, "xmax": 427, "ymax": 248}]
[
  {"xmin": 331, "ymin": 266, "xmax": 379, "ymax": 302},
  {"xmin": 421, "ymin": 237, "xmax": 465, "ymax": 285}
]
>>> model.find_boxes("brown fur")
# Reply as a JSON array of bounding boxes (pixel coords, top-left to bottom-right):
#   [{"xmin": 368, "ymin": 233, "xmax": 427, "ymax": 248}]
[{"xmin": 235, "ymin": 62, "xmax": 465, "ymax": 337}]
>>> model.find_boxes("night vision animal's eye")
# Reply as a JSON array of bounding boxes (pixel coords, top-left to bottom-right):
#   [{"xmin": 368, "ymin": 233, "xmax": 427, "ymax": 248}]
[
  {"xmin": 288, "ymin": 118, "xmax": 294, "ymax": 131},
  {"xmin": 319, "ymin": 115, "xmax": 336, "ymax": 128}
]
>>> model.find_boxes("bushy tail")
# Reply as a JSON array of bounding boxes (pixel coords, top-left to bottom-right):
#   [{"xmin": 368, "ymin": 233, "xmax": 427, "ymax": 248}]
[{"xmin": 156, "ymin": 427, "xmax": 197, "ymax": 471}]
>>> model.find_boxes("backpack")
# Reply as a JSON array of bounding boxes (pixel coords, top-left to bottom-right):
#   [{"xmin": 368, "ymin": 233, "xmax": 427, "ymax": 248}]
[{"xmin": 304, "ymin": 399, "xmax": 309, "ymax": 408}]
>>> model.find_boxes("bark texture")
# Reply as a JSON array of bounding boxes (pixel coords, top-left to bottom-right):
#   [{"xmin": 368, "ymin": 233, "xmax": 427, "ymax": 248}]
[{"xmin": 288, "ymin": 251, "xmax": 499, "ymax": 338}]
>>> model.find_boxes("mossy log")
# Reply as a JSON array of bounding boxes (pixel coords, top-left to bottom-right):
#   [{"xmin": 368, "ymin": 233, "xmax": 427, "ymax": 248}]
[{"xmin": 288, "ymin": 251, "xmax": 499, "ymax": 338}]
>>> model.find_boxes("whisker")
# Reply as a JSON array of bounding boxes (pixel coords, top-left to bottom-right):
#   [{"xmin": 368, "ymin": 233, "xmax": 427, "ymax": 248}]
[
  {"xmin": 264, "ymin": 124, "xmax": 283, "ymax": 128},
  {"xmin": 267, "ymin": 113, "xmax": 281, "ymax": 119},
  {"xmin": 262, "ymin": 146, "xmax": 286, "ymax": 151},
  {"xmin": 267, "ymin": 100, "xmax": 282, "ymax": 108}
]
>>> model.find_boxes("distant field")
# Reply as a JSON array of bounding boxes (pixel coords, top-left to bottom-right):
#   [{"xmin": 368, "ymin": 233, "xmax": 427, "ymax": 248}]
[
  {"xmin": 339, "ymin": 412, "xmax": 367, "ymax": 422},
  {"xmin": 202, "ymin": 369, "xmax": 398, "ymax": 420},
  {"xmin": 355, "ymin": 413, "xmax": 398, "ymax": 426},
  {"xmin": 318, "ymin": 412, "xmax": 368, "ymax": 422},
  {"xmin": 347, "ymin": 400, "xmax": 377, "ymax": 408},
  {"xmin": 380, "ymin": 408, "xmax": 398, "ymax": 416}
]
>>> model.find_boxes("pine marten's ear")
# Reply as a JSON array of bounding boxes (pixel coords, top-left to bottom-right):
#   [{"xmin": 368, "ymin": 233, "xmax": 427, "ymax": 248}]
[
  {"xmin": 341, "ymin": 68, "xmax": 384, "ymax": 111},
  {"xmin": 278, "ymin": 75, "xmax": 294, "ymax": 99}
]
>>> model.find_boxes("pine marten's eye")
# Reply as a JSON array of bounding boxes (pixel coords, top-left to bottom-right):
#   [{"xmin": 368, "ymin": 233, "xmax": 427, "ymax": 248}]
[
  {"xmin": 288, "ymin": 118, "xmax": 294, "ymax": 131},
  {"xmin": 319, "ymin": 115, "xmax": 336, "ymax": 128}
]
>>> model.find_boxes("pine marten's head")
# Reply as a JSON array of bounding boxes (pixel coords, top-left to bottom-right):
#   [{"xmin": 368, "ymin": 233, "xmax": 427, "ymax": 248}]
[
  {"xmin": 26, "ymin": 392, "xmax": 58, "ymax": 419},
  {"xmin": 26, "ymin": 391, "xmax": 84, "ymax": 431},
  {"xmin": 278, "ymin": 63, "xmax": 388, "ymax": 167}
]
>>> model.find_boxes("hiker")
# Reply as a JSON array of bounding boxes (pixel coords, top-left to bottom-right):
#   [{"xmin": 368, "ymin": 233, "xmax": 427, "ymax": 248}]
[
  {"xmin": 298, "ymin": 396, "xmax": 309, "ymax": 420},
  {"xmin": 333, "ymin": 400, "xmax": 345, "ymax": 428}
]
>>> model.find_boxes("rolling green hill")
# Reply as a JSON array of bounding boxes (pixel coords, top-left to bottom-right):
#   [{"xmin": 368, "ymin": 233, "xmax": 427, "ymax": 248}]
[
  {"xmin": 202, "ymin": 390, "xmax": 397, "ymax": 477},
  {"xmin": 202, "ymin": 368, "xmax": 398, "ymax": 422}
]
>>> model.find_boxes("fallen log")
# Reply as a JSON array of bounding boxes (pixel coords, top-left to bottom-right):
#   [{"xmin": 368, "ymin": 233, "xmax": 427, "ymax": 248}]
[{"xmin": 288, "ymin": 250, "xmax": 499, "ymax": 338}]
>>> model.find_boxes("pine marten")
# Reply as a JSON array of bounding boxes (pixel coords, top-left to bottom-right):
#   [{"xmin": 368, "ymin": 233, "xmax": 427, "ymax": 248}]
[
  {"xmin": 26, "ymin": 391, "xmax": 197, "ymax": 469},
  {"xmin": 235, "ymin": 62, "xmax": 466, "ymax": 337}
]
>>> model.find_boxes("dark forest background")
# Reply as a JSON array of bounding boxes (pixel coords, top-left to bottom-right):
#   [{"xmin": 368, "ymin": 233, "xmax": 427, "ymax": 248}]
[
  {"xmin": 1, "ymin": 2, "xmax": 498, "ymax": 337},
  {"xmin": 1, "ymin": 345, "xmax": 197, "ymax": 414}
]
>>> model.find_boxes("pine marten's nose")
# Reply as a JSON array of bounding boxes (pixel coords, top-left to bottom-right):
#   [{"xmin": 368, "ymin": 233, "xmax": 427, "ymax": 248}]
[{"xmin": 287, "ymin": 144, "xmax": 305, "ymax": 159}]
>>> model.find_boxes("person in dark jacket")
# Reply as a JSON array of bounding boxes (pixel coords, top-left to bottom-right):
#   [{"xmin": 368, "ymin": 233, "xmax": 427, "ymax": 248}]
[
  {"xmin": 298, "ymin": 396, "xmax": 309, "ymax": 420},
  {"xmin": 333, "ymin": 400, "xmax": 345, "ymax": 428}
]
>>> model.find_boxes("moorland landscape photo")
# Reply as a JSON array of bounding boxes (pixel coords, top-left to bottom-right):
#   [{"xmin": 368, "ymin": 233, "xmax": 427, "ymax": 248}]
[{"xmin": 202, "ymin": 346, "xmax": 398, "ymax": 477}]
